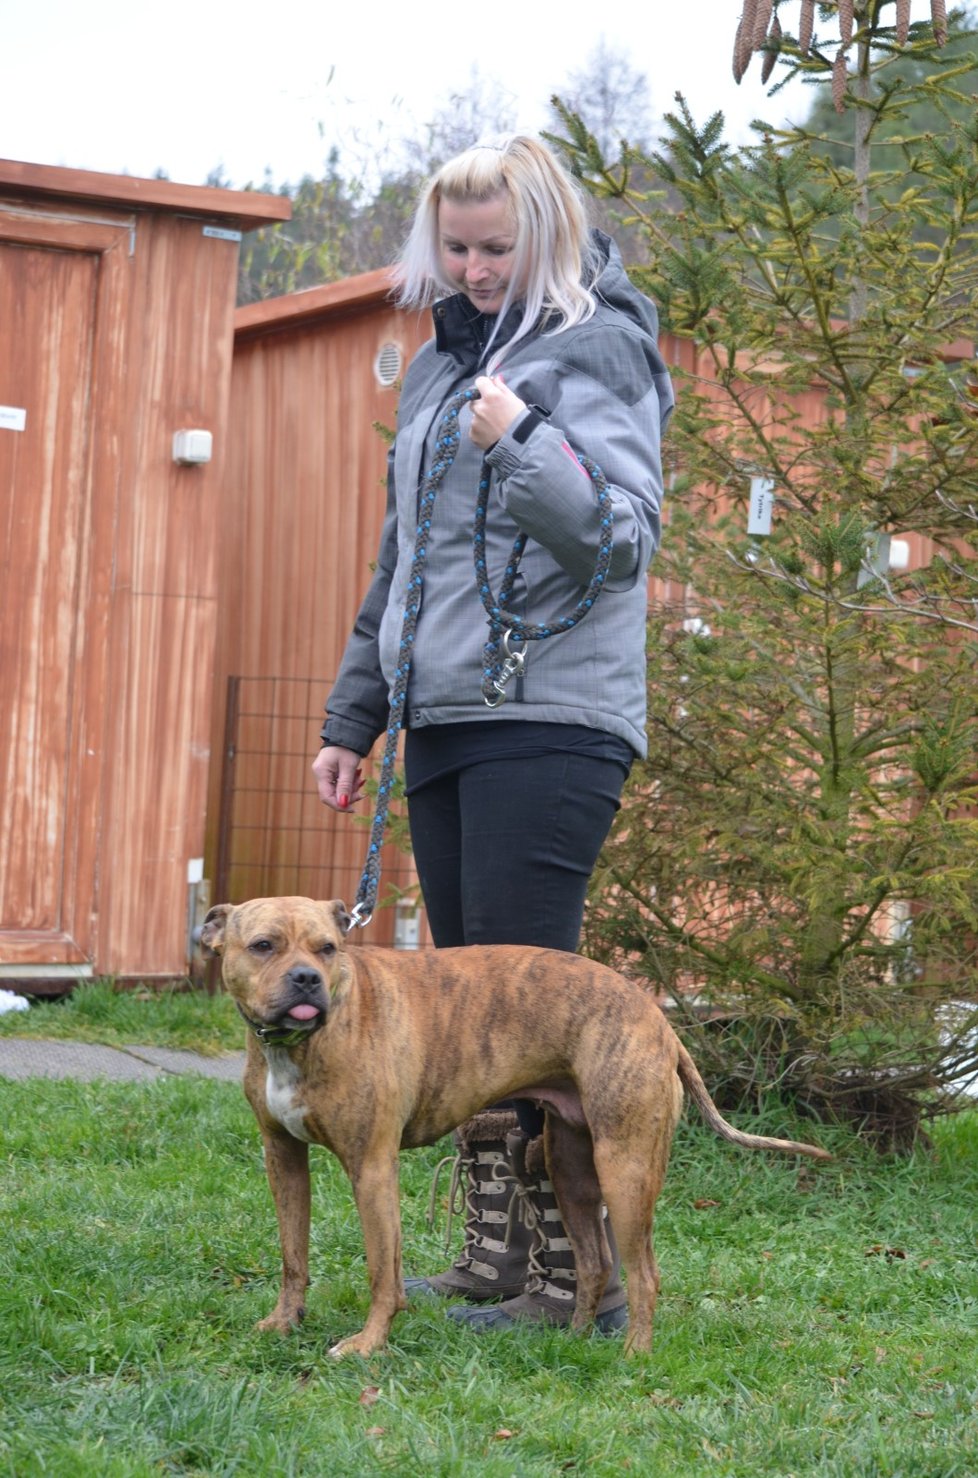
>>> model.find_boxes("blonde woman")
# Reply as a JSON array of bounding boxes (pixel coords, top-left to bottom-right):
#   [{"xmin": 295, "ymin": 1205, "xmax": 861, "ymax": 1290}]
[{"xmin": 313, "ymin": 134, "xmax": 674, "ymax": 1335}]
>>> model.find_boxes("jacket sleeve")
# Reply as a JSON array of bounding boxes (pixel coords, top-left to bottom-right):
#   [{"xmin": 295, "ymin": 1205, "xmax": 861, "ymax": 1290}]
[
  {"xmin": 485, "ymin": 324, "xmax": 672, "ymax": 590},
  {"xmin": 320, "ymin": 448, "xmax": 397, "ymax": 755}
]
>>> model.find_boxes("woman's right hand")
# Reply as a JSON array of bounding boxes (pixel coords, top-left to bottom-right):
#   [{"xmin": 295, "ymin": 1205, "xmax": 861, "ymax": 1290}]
[{"xmin": 312, "ymin": 745, "xmax": 365, "ymax": 812}]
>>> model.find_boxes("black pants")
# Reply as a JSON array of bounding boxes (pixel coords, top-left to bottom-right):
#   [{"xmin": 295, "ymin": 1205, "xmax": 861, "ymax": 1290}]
[{"xmin": 406, "ymin": 749, "xmax": 627, "ymax": 1134}]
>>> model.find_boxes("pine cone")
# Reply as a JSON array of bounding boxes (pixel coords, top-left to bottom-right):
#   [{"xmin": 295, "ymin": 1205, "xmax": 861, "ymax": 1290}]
[
  {"xmin": 761, "ymin": 12, "xmax": 783, "ymax": 81},
  {"xmin": 896, "ymin": 0, "xmax": 910, "ymax": 45},
  {"xmin": 931, "ymin": 0, "xmax": 947, "ymax": 46},
  {"xmin": 799, "ymin": 0, "xmax": 815, "ymax": 55},
  {"xmin": 753, "ymin": 0, "xmax": 774, "ymax": 49},
  {"xmin": 738, "ymin": 0, "xmax": 760, "ymax": 74},
  {"xmin": 832, "ymin": 48, "xmax": 848, "ymax": 112},
  {"xmin": 838, "ymin": 0, "xmax": 854, "ymax": 47},
  {"xmin": 733, "ymin": 13, "xmax": 748, "ymax": 80}
]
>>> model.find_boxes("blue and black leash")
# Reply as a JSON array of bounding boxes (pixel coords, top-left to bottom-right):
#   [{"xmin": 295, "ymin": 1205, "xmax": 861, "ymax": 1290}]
[
  {"xmin": 348, "ymin": 387, "xmax": 612, "ymax": 929},
  {"xmin": 474, "ymin": 447, "xmax": 613, "ymax": 707}
]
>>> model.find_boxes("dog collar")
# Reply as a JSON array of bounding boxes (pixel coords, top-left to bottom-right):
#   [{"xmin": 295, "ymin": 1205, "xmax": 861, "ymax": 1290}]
[{"xmin": 236, "ymin": 1002, "xmax": 322, "ymax": 1049}]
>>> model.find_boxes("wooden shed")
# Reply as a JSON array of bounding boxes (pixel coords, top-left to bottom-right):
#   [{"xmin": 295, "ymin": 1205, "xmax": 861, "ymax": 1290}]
[{"xmin": 0, "ymin": 160, "xmax": 290, "ymax": 988}]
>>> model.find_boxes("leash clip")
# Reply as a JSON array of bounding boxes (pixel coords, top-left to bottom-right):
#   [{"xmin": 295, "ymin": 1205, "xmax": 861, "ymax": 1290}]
[
  {"xmin": 347, "ymin": 902, "xmax": 372, "ymax": 931},
  {"xmin": 485, "ymin": 628, "xmax": 526, "ymax": 709}
]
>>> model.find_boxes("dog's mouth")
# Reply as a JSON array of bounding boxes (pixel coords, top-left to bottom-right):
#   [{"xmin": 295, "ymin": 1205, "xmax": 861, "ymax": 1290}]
[
  {"xmin": 238, "ymin": 996, "xmax": 327, "ymax": 1046},
  {"xmin": 285, "ymin": 1002, "xmax": 320, "ymax": 1023}
]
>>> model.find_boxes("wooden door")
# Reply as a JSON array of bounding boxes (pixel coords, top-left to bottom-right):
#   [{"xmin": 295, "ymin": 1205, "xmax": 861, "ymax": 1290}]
[{"xmin": 0, "ymin": 211, "xmax": 130, "ymax": 965}]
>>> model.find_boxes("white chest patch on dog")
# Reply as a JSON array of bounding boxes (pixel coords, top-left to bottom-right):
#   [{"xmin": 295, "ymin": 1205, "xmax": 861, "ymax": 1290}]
[{"xmin": 263, "ymin": 1047, "xmax": 313, "ymax": 1142}]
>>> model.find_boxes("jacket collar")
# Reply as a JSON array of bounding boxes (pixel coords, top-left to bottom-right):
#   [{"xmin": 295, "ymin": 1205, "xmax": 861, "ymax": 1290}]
[{"xmin": 432, "ymin": 294, "xmax": 527, "ymax": 372}]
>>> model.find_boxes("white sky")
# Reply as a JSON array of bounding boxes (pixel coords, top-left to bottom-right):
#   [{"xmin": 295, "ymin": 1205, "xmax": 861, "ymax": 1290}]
[{"xmin": 0, "ymin": 0, "xmax": 828, "ymax": 191}]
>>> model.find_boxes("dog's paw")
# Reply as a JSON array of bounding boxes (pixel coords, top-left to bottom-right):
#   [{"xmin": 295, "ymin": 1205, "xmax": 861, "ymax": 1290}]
[
  {"xmin": 257, "ymin": 1306, "xmax": 303, "ymax": 1335},
  {"xmin": 328, "ymin": 1329, "xmax": 384, "ymax": 1359}
]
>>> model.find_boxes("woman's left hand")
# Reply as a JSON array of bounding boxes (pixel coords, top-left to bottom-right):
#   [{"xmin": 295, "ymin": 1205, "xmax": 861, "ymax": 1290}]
[{"xmin": 470, "ymin": 375, "xmax": 527, "ymax": 450}]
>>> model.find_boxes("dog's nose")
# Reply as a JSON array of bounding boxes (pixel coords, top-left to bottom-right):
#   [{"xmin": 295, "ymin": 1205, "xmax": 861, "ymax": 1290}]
[{"xmin": 287, "ymin": 966, "xmax": 323, "ymax": 993}]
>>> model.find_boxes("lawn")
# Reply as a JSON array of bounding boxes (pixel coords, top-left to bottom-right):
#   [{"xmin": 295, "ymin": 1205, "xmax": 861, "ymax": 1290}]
[
  {"xmin": 1, "ymin": 988, "xmax": 976, "ymax": 1476},
  {"xmin": 0, "ymin": 980, "xmax": 242, "ymax": 1056}
]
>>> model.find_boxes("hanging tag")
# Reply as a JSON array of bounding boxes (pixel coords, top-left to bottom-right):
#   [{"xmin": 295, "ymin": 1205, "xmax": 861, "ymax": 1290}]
[{"xmin": 748, "ymin": 476, "xmax": 774, "ymax": 536}]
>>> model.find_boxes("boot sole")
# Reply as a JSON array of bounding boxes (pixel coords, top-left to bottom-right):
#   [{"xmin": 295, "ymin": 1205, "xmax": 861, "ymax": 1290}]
[
  {"xmin": 446, "ymin": 1301, "xmax": 628, "ymax": 1335},
  {"xmin": 403, "ymin": 1276, "xmax": 517, "ymax": 1304}
]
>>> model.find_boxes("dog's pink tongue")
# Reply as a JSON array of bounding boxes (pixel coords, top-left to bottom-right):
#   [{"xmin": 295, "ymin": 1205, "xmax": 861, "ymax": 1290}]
[{"xmin": 288, "ymin": 1004, "xmax": 319, "ymax": 1021}]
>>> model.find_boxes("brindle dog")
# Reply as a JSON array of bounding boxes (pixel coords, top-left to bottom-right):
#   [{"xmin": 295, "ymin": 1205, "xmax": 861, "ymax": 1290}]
[{"xmin": 201, "ymin": 896, "xmax": 830, "ymax": 1358}]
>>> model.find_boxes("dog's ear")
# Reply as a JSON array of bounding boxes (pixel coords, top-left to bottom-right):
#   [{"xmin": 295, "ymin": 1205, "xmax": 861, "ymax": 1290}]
[
  {"xmin": 197, "ymin": 903, "xmax": 233, "ymax": 956},
  {"xmin": 321, "ymin": 900, "xmax": 352, "ymax": 937}
]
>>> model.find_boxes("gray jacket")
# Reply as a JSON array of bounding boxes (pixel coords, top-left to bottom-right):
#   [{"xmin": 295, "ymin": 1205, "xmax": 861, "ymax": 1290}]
[{"xmin": 322, "ymin": 233, "xmax": 674, "ymax": 759}]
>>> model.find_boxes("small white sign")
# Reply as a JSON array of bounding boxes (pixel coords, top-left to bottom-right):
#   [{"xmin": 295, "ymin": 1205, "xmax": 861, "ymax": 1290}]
[
  {"xmin": 748, "ymin": 476, "xmax": 775, "ymax": 536},
  {"xmin": 203, "ymin": 225, "xmax": 243, "ymax": 243},
  {"xmin": 0, "ymin": 405, "xmax": 26, "ymax": 432}
]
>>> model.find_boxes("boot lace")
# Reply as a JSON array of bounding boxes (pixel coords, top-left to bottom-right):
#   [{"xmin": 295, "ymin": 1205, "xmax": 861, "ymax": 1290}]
[
  {"xmin": 427, "ymin": 1146, "xmax": 517, "ymax": 1269},
  {"xmin": 503, "ymin": 1168, "xmax": 576, "ymax": 1303}
]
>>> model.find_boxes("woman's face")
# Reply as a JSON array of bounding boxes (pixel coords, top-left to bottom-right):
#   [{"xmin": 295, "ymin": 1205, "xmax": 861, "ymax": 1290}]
[{"xmin": 438, "ymin": 194, "xmax": 521, "ymax": 316}]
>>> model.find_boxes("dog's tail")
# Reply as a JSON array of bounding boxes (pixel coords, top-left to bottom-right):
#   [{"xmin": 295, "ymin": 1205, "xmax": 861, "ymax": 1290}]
[{"xmin": 676, "ymin": 1042, "xmax": 832, "ymax": 1161}]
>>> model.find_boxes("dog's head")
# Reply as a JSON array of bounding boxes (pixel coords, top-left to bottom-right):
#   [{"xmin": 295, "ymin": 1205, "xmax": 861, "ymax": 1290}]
[{"xmin": 200, "ymin": 896, "xmax": 352, "ymax": 1045}]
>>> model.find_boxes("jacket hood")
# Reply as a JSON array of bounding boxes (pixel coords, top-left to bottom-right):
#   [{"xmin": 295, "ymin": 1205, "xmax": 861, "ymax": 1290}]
[
  {"xmin": 433, "ymin": 229, "xmax": 663, "ymax": 373},
  {"xmin": 589, "ymin": 229, "xmax": 661, "ymax": 340}
]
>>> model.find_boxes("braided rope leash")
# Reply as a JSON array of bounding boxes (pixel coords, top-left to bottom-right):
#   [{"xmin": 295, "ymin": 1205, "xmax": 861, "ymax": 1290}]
[
  {"xmin": 474, "ymin": 450, "xmax": 613, "ymax": 706},
  {"xmin": 349, "ymin": 387, "xmax": 478, "ymax": 929},
  {"xmin": 349, "ymin": 391, "xmax": 613, "ymax": 930}
]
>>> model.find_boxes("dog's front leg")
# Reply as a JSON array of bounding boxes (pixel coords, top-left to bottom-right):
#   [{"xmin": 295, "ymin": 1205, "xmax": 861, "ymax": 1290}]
[
  {"xmin": 329, "ymin": 1150, "xmax": 406, "ymax": 1359},
  {"xmin": 257, "ymin": 1128, "xmax": 311, "ymax": 1334}
]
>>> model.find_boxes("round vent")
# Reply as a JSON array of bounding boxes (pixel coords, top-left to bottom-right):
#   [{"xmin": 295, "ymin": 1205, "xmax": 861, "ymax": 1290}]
[{"xmin": 374, "ymin": 341, "xmax": 402, "ymax": 387}]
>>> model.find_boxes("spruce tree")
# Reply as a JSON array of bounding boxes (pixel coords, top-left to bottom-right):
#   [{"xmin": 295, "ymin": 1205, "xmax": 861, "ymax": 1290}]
[{"xmin": 554, "ymin": 2, "xmax": 978, "ymax": 1147}]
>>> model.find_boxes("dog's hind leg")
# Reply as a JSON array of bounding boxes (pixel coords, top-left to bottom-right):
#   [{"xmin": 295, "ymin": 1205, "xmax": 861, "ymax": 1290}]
[
  {"xmin": 592, "ymin": 1076, "xmax": 682, "ymax": 1356},
  {"xmin": 544, "ymin": 1118, "xmax": 611, "ymax": 1332}
]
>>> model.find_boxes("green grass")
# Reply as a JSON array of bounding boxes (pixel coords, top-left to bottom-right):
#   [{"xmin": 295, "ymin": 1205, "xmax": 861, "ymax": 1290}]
[
  {"xmin": 1, "ymin": 991, "xmax": 977, "ymax": 1475},
  {"xmin": 0, "ymin": 980, "xmax": 242, "ymax": 1056}
]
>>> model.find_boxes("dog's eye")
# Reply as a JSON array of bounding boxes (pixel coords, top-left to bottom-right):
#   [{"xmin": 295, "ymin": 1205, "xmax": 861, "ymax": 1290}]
[
  {"xmin": 317, "ymin": 942, "xmax": 336, "ymax": 958},
  {"xmin": 249, "ymin": 938, "xmax": 275, "ymax": 954}
]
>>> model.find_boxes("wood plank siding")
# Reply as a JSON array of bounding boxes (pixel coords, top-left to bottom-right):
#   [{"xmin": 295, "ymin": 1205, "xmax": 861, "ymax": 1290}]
[
  {"xmin": 0, "ymin": 160, "xmax": 290, "ymax": 983},
  {"xmin": 207, "ymin": 273, "xmax": 431, "ymax": 943}
]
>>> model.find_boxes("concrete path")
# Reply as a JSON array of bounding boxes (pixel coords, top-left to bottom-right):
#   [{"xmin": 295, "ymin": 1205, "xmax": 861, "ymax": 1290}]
[{"xmin": 0, "ymin": 1037, "xmax": 247, "ymax": 1083}]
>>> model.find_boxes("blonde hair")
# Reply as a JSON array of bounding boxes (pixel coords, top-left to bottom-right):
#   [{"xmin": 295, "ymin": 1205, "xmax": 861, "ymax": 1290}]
[{"xmin": 395, "ymin": 135, "xmax": 599, "ymax": 369}]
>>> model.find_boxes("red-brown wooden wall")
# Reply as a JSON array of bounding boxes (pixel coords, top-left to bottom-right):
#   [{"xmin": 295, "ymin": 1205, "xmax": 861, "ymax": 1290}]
[
  {"xmin": 0, "ymin": 160, "xmax": 290, "ymax": 985},
  {"xmin": 205, "ymin": 274, "xmax": 433, "ymax": 944}
]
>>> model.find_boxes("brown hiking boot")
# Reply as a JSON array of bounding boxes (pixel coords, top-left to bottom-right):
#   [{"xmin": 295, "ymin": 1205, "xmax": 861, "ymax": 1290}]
[
  {"xmin": 404, "ymin": 1110, "xmax": 533, "ymax": 1303},
  {"xmin": 447, "ymin": 1131, "xmax": 628, "ymax": 1334}
]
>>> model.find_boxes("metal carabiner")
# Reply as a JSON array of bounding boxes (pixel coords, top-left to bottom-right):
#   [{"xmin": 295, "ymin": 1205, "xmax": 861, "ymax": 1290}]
[
  {"xmin": 485, "ymin": 627, "xmax": 527, "ymax": 708},
  {"xmin": 347, "ymin": 901, "xmax": 373, "ymax": 931}
]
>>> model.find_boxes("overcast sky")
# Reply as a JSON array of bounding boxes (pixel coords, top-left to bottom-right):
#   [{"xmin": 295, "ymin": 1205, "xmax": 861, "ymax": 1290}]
[{"xmin": 0, "ymin": 0, "xmax": 843, "ymax": 192}]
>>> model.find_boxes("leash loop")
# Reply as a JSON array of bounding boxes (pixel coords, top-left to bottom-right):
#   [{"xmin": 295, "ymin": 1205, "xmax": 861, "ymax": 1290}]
[{"xmin": 473, "ymin": 451, "xmax": 613, "ymax": 707}]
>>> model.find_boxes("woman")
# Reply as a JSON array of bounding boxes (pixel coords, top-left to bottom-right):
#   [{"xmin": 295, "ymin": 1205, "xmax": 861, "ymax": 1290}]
[{"xmin": 313, "ymin": 134, "xmax": 674, "ymax": 1334}]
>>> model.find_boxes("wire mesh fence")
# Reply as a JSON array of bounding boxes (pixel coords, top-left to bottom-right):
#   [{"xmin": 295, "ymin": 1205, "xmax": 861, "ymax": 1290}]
[{"xmin": 214, "ymin": 676, "xmax": 425, "ymax": 948}]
